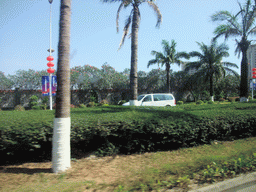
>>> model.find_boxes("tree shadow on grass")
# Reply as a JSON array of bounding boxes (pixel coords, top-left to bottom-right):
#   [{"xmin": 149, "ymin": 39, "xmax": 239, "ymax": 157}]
[{"xmin": 0, "ymin": 167, "xmax": 52, "ymax": 174}]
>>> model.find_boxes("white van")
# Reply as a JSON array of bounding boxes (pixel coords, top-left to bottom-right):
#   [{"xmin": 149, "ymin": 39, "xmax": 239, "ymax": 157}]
[{"xmin": 122, "ymin": 93, "xmax": 176, "ymax": 107}]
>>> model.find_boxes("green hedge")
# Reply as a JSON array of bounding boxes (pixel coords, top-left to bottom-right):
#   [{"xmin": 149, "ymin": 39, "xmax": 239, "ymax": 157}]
[{"xmin": 1, "ymin": 104, "xmax": 256, "ymax": 163}]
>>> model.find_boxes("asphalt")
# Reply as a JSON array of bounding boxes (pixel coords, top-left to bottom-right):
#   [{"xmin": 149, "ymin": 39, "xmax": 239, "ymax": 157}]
[{"xmin": 189, "ymin": 172, "xmax": 256, "ymax": 192}]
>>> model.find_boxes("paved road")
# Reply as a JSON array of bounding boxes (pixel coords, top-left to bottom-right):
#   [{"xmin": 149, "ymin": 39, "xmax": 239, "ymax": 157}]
[{"xmin": 189, "ymin": 172, "xmax": 256, "ymax": 192}]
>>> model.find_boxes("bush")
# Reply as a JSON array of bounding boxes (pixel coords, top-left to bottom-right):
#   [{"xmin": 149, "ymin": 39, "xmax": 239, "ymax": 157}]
[
  {"xmin": 41, "ymin": 97, "xmax": 49, "ymax": 110},
  {"xmin": 177, "ymin": 101, "xmax": 184, "ymax": 105},
  {"xmin": 2, "ymin": 104, "xmax": 256, "ymax": 162},
  {"xmin": 29, "ymin": 95, "xmax": 39, "ymax": 109},
  {"xmin": 235, "ymin": 98, "xmax": 240, "ymax": 102},
  {"xmin": 99, "ymin": 99, "xmax": 109, "ymax": 106},
  {"xmin": 219, "ymin": 98, "xmax": 225, "ymax": 102},
  {"xmin": 118, "ymin": 100, "xmax": 127, "ymax": 105},
  {"xmin": 70, "ymin": 104, "xmax": 77, "ymax": 108},
  {"xmin": 14, "ymin": 105, "xmax": 25, "ymax": 111},
  {"xmin": 87, "ymin": 102, "xmax": 95, "ymax": 107},
  {"xmin": 196, "ymin": 100, "xmax": 204, "ymax": 105},
  {"xmin": 32, "ymin": 105, "xmax": 41, "ymax": 110},
  {"xmin": 207, "ymin": 100, "xmax": 214, "ymax": 104},
  {"xmin": 78, "ymin": 104, "xmax": 86, "ymax": 108},
  {"xmin": 228, "ymin": 97, "xmax": 238, "ymax": 103}
]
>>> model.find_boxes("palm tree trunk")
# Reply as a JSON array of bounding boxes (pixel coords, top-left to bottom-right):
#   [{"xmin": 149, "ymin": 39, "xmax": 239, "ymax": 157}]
[
  {"xmin": 129, "ymin": 2, "xmax": 139, "ymax": 106},
  {"xmin": 240, "ymin": 40, "xmax": 250, "ymax": 101},
  {"xmin": 210, "ymin": 74, "xmax": 214, "ymax": 101},
  {"xmin": 166, "ymin": 63, "xmax": 170, "ymax": 93},
  {"xmin": 52, "ymin": 0, "xmax": 71, "ymax": 173}
]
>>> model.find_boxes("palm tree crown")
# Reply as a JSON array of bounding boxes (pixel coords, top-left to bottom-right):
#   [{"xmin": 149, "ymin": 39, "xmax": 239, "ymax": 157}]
[
  {"xmin": 102, "ymin": 0, "xmax": 162, "ymax": 105},
  {"xmin": 211, "ymin": 0, "xmax": 256, "ymax": 100},
  {"xmin": 185, "ymin": 40, "xmax": 239, "ymax": 101},
  {"xmin": 148, "ymin": 39, "xmax": 189, "ymax": 93}
]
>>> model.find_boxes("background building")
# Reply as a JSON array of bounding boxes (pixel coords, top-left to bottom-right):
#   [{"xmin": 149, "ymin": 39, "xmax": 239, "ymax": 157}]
[{"xmin": 247, "ymin": 44, "xmax": 256, "ymax": 80}]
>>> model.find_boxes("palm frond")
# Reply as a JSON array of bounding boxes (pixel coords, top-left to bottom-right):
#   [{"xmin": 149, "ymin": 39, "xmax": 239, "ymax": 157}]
[
  {"xmin": 189, "ymin": 51, "xmax": 203, "ymax": 58},
  {"xmin": 176, "ymin": 52, "xmax": 190, "ymax": 60},
  {"xmin": 118, "ymin": 11, "xmax": 132, "ymax": 50},
  {"xmin": 147, "ymin": 1, "xmax": 162, "ymax": 28},
  {"xmin": 222, "ymin": 61, "xmax": 239, "ymax": 68},
  {"xmin": 184, "ymin": 61, "xmax": 202, "ymax": 72},
  {"xmin": 147, "ymin": 59, "xmax": 158, "ymax": 68},
  {"xmin": 116, "ymin": 2, "xmax": 125, "ymax": 33}
]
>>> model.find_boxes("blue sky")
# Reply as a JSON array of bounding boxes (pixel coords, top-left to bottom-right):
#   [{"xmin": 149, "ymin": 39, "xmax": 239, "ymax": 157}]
[{"xmin": 0, "ymin": 0, "xmax": 249, "ymax": 76}]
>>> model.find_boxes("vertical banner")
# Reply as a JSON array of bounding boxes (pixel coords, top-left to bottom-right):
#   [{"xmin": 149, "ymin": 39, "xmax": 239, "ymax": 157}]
[
  {"xmin": 42, "ymin": 76, "xmax": 49, "ymax": 96},
  {"xmin": 42, "ymin": 76, "xmax": 57, "ymax": 96},
  {"xmin": 52, "ymin": 75, "xmax": 57, "ymax": 96}
]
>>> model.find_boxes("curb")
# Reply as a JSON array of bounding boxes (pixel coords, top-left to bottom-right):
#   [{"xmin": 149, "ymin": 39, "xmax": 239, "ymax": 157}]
[{"xmin": 189, "ymin": 172, "xmax": 256, "ymax": 192}]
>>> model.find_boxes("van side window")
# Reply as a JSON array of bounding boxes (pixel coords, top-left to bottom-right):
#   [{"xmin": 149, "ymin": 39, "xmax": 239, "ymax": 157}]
[
  {"xmin": 143, "ymin": 95, "xmax": 152, "ymax": 102},
  {"xmin": 165, "ymin": 95, "xmax": 173, "ymax": 100}
]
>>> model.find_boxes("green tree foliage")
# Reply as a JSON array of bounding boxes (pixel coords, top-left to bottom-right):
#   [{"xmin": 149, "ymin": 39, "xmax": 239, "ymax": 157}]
[
  {"xmin": 148, "ymin": 39, "xmax": 189, "ymax": 93},
  {"xmin": 102, "ymin": 0, "xmax": 162, "ymax": 104},
  {"xmin": 0, "ymin": 71, "xmax": 13, "ymax": 90},
  {"xmin": 8, "ymin": 69, "xmax": 49, "ymax": 90},
  {"xmin": 211, "ymin": 0, "xmax": 256, "ymax": 99},
  {"xmin": 185, "ymin": 40, "xmax": 238, "ymax": 101}
]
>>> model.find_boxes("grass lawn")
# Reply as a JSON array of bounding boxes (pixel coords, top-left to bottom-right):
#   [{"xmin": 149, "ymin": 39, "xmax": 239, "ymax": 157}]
[
  {"xmin": 0, "ymin": 102, "xmax": 256, "ymax": 191},
  {"xmin": 0, "ymin": 137, "xmax": 255, "ymax": 192}
]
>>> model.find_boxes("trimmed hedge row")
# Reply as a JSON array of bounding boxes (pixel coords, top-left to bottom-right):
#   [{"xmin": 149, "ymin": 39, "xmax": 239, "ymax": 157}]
[{"xmin": 1, "ymin": 109, "xmax": 256, "ymax": 163}]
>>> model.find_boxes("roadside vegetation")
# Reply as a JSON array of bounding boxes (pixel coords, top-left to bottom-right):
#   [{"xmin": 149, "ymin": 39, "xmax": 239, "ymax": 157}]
[{"xmin": 1, "ymin": 102, "xmax": 256, "ymax": 191}]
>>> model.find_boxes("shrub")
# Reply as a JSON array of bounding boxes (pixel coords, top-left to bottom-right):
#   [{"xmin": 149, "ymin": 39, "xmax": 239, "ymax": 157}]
[
  {"xmin": 70, "ymin": 104, "xmax": 77, "ymax": 108},
  {"xmin": 196, "ymin": 100, "xmax": 204, "ymax": 105},
  {"xmin": 207, "ymin": 100, "xmax": 214, "ymax": 104},
  {"xmin": 41, "ymin": 97, "xmax": 49, "ymax": 110},
  {"xmin": 14, "ymin": 105, "xmax": 25, "ymax": 111},
  {"xmin": 219, "ymin": 98, "xmax": 225, "ymax": 102},
  {"xmin": 87, "ymin": 102, "xmax": 95, "ymax": 107},
  {"xmin": 29, "ymin": 95, "xmax": 39, "ymax": 109},
  {"xmin": 177, "ymin": 101, "xmax": 184, "ymax": 105},
  {"xmin": 235, "ymin": 98, "xmax": 240, "ymax": 102},
  {"xmin": 118, "ymin": 100, "xmax": 127, "ymax": 105},
  {"xmin": 99, "ymin": 99, "xmax": 109, "ymax": 106},
  {"xmin": 78, "ymin": 104, "xmax": 86, "ymax": 108},
  {"xmin": 228, "ymin": 97, "xmax": 238, "ymax": 103},
  {"xmin": 32, "ymin": 105, "xmax": 41, "ymax": 110}
]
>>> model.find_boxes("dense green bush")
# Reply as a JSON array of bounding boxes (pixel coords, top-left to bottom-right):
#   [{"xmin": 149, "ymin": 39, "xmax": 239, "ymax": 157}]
[
  {"xmin": 1, "ymin": 104, "xmax": 256, "ymax": 163},
  {"xmin": 177, "ymin": 101, "xmax": 183, "ymax": 105},
  {"xmin": 219, "ymin": 98, "xmax": 226, "ymax": 102},
  {"xmin": 14, "ymin": 105, "xmax": 25, "ymax": 111},
  {"xmin": 29, "ymin": 95, "xmax": 39, "ymax": 109},
  {"xmin": 207, "ymin": 100, "xmax": 214, "ymax": 104},
  {"xmin": 196, "ymin": 100, "xmax": 204, "ymax": 105},
  {"xmin": 228, "ymin": 97, "xmax": 238, "ymax": 102},
  {"xmin": 87, "ymin": 102, "xmax": 95, "ymax": 107},
  {"xmin": 78, "ymin": 104, "xmax": 86, "ymax": 108}
]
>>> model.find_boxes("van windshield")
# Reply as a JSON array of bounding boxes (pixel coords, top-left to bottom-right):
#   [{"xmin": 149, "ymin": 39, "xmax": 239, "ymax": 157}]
[{"xmin": 137, "ymin": 95, "xmax": 145, "ymax": 101}]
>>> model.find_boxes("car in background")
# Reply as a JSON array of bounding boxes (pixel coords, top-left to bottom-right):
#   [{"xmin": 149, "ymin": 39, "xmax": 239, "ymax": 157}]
[{"xmin": 122, "ymin": 93, "xmax": 176, "ymax": 107}]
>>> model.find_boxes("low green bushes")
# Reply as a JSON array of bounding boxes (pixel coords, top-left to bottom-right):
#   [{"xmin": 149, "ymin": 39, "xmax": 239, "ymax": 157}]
[{"xmin": 1, "ymin": 104, "xmax": 256, "ymax": 164}]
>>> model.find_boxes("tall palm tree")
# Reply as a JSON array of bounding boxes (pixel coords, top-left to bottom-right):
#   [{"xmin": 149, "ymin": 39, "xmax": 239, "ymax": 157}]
[
  {"xmin": 211, "ymin": 0, "xmax": 256, "ymax": 101},
  {"xmin": 148, "ymin": 40, "xmax": 189, "ymax": 93},
  {"xmin": 185, "ymin": 40, "xmax": 239, "ymax": 101},
  {"xmin": 102, "ymin": 0, "xmax": 162, "ymax": 105},
  {"xmin": 52, "ymin": 0, "xmax": 71, "ymax": 173}
]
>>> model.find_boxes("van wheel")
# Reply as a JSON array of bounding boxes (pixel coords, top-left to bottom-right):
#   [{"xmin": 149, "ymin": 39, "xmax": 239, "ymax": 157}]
[{"xmin": 165, "ymin": 105, "xmax": 170, "ymax": 107}]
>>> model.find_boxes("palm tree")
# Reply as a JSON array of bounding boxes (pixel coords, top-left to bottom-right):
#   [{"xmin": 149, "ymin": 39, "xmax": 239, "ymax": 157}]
[
  {"xmin": 102, "ymin": 0, "xmax": 162, "ymax": 105},
  {"xmin": 148, "ymin": 39, "xmax": 189, "ymax": 93},
  {"xmin": 211, "ymin": 0, "xmax": 256, "ymax": 101},
  {"xmin": 185, "ymin": 40, "xmax": 239, "ymax": 101},
  {"xmin": 52, "ymin": 0, "xmax": 71, "ymax": 173}
]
